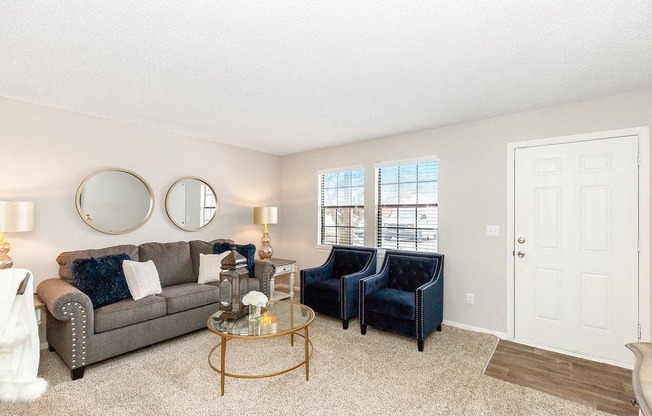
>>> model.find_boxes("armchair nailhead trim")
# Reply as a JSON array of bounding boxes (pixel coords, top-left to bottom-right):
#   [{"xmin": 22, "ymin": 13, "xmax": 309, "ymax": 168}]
[
  {"xmin": 341, "ymin": 277, "xmax": 346, "ymax": 320},
  {"xmin": 359, "ymin": 279, "xmax": 366, "ymax": 323},
  {"xmin": 416, "ymin": 291, "xmax": 423, "ymax": 339},
  {"xmin": 61, "ymin": 301, "xmax": 88, "ymax": 369}
]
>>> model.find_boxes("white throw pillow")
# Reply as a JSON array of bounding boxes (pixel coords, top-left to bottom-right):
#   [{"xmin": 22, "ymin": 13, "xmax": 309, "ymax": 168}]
[
  {"xmin": 198, "ymin": 252, "xmax": 229, "ymax": 284},
  {"xmin": 122, "ymin": 260, "xmax": 162, "ymax": 300}
]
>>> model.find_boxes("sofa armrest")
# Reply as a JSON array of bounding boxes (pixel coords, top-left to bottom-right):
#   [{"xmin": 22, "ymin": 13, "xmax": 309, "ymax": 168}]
[
  {"xmin": 36, "ymin": 278, "xmax": 94, "ymax": 377},
  {"xmin": 301, "ymin": 264, "xmax": 331, "ymax": 287},
  {"xmin": 358, "ymin": 268, "xmax": 388, "ymax": 324},
  {"xmin": 254, "ymin": 259, "xmax": 276, "ymax": 298},
  {"xmin": 360, "ymin": 268, "xmax": 389, "ymax": 297},
  {"xmin": 36, "ymin": 278, "xmax": 94, "ymax": 322},
  {"xmin": 416, "ymin": 270, "xmax": 444, "ymax": 340},
  {"xmin": 342, "ymin": 265, "xmax": 377, "ymax": 318}
]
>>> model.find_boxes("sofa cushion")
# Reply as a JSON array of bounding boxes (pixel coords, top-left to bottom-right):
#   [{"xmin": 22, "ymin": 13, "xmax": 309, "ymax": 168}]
[
  {"xmin": 189, "ymin": 239, "xmax": 234, "ymax": 278},
  {"xmin": 71, "ymin": 253, "xmax": 132, "ymax": 309},
  {"xmin": 94, "ymin": 295, "xmax": 167, "ymax": 333},
  {"xmin": 158, "ymin": 283, "xmax": 220, "ymax": 314},
  {"xmin": 139, "ymin": 241, "xmax": 195, "ymax": 287},
  {"xmin": 214, "ymin": 242, "xmax": 256, "ymax": 277},
  {"xmin": 57, "ymin": 244, "xmax": 139, "ymax": 285},
  {"xmin": 366, "ymin": 288, "xmax": 415, "ymax": 320}
]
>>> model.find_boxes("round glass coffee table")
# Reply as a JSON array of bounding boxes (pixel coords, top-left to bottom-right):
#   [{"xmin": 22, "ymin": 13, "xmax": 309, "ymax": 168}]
[{"xmin": 207, "ymin": 301, "xmax": 315, "ymax": 396}]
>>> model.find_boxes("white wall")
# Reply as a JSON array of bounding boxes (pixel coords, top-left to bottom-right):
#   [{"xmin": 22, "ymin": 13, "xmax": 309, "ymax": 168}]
[
  {"xmin": 278, "ymin": 88, "xmax": 652, "ymax": 335},
  {"xmin": 4, "ymin": 88, "xmax": 652, "ymax": 336},
  {"xmin": 0, "ymin": 97, "xmax": 281, "ymax": 286}
]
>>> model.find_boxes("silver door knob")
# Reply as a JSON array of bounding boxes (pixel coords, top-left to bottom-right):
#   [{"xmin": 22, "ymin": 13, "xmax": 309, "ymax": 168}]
[
  {"xmin": 517, "ymin": 237, "xmax": 525, "ymax": 244},
  {"xmin": 517, "ymin": 251, "xmax": 526, "ymax": 258}
]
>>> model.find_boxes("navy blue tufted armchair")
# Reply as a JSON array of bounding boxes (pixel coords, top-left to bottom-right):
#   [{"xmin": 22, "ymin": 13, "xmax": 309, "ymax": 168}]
[
  {"xmin": 301, "ymin": 245, "xmax": 377, "ymax": 329},
  {"xmin": 359, "ymin": 250, "xmax": 444, "ymax": 351}
]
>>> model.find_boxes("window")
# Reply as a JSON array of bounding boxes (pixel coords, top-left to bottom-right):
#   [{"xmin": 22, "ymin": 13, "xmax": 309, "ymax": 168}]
[
  {"xmin": 376, "ymin": 160, "xmax": 438, "ymax": 252},
  {"xmin": 319, "ymin": 168, "xmax": 364, "ymax": 246}
]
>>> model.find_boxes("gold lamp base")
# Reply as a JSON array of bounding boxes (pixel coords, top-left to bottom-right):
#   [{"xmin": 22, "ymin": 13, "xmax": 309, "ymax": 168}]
[
  {"xmin": 0, "ymin": 240, "xmax": 13, "ymax": 269},
  {"xmin": 258, "ymin": 225, "xmax": 273, "ymax": 260}
]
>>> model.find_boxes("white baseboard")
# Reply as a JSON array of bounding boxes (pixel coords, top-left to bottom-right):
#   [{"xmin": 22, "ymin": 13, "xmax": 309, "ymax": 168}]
[
  {"xmin": 443, "ymin": 320, "xmax": 507, "ymax": 339},
  {"xmin": 40, "ymin": 342, "xmax": 48, "ymax": 350}
]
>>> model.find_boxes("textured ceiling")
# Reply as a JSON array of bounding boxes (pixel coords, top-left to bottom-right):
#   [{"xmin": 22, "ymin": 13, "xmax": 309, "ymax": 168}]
[{"xmin": 2, "ymin": 1, "xmax": 652, "ymax": 155}]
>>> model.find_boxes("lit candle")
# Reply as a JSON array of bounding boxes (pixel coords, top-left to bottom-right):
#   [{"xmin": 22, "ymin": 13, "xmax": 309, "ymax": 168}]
[{"xmin": 261, "ymin": 314, "xmax": 277, "ymax": 325}]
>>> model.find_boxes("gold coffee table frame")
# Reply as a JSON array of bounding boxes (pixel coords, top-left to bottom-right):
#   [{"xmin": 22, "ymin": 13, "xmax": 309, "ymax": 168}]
[{"xmin": 207, "ymin": 301, "xmax": 315, "ymax": 396}]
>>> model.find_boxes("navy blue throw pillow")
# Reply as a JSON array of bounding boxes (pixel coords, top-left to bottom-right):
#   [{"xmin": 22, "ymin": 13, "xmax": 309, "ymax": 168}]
[
  {"xmin": 213, "ymin": 242, "xmax": 256, "ymax": 277},
  {"xmin": 72, "ymin": 253, "xmax": 132, "ymax": 308}
]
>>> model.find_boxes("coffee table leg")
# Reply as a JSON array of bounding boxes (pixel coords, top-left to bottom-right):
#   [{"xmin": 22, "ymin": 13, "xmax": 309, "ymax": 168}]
[
  {"xmin": 290, "ymin": 304, "xmax": 295, "ymax": 346},
  {"xmin": 220, "ymin": 338, "xmax": 227, "ymax": 396},
  {"xmin": 304, "ymin": 326, "xmax": 310, "ymax": 381}
]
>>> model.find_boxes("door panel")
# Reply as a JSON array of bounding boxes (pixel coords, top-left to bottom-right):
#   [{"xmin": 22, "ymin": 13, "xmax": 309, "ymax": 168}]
[{"xmin": 514, "ymin": 136, "xmax": 639, "ymax": 365}]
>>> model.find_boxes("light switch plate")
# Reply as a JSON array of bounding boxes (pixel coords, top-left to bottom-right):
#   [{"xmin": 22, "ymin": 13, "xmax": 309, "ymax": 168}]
[{"xmin": 486, "ymin": 225, "xmax": 500, "ymax": 237}]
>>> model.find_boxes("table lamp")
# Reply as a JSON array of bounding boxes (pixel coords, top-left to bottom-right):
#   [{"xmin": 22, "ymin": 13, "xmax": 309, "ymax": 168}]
[
  {"xmin": 253, "ymin": 206, "xmax": 278, "ymax": 259},
  {"xmin": 0, "ymin": 201, "xmax": 34, "ymax": 269}
]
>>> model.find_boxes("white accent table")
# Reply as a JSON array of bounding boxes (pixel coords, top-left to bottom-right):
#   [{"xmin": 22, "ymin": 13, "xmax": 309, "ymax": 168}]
[
  {"xmin": 269, "ymin": 258, "xmax": 296, "ymax": 301},
  {"xmin": 34, "ymin": 294, "xmax": 45, "ymax": 325}
]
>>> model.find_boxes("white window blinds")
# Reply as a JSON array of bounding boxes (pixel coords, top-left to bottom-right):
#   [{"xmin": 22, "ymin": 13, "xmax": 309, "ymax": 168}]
[
  {"xmin": 319, "ymin": 169, "xmax": 364, "ymax": 247},
  {"xmin": 376, "ymin": 160, "xmax": 438, "ymax": 252}
]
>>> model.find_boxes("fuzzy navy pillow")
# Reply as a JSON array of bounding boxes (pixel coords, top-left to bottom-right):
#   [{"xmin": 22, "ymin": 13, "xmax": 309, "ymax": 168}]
[
  {"xmin": 72, "ymin": 253, "xmax": 132, "ymax": 308},
  {"xmin": 213, "ymin": 242, "xmax": 256, "ymax": 277}
]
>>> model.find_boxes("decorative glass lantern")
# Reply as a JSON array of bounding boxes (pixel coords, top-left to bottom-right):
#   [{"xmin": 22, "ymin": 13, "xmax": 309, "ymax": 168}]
[{"xmin": 218, "ymin": 249, "xmax": 250, "ymax": 320}]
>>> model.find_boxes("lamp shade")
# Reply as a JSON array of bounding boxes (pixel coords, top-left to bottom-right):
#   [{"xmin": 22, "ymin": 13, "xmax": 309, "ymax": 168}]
[
  {"xmin": 0, "ymin": 201, "xmax": 35, "ymax": 232},
  {"xmin": 253, "ymin": 206, "xmax": 278, "ymax": 225}
]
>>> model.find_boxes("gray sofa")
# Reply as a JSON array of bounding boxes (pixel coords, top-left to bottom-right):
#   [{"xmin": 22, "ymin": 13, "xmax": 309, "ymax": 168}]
[{"xmin": 36, "ymin": 239, "xmax": 276, "ymax": 380}]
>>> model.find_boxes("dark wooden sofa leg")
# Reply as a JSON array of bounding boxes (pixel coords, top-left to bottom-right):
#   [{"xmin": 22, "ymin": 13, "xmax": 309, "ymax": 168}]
[
  {"xmin": 360, "ymin": 324, "xmax": 367, "ymax": 335},
  {"xmin": 71, "ymin": 366, "xmax": 85, "ymax": 380},
  {"xmin": 436, "ymin": 323, "xmax": 442, "ymax": 331},
  {"xmin": 48, "ymin": 343, "xmax": 55, "ymax": 352},
  {"xmin": 418, "ymin": 339, "xmax": 424, "ymax": 352},
  {"xmin": 342, "ymin": 319, "xmax": 349, "ymax": 330}
]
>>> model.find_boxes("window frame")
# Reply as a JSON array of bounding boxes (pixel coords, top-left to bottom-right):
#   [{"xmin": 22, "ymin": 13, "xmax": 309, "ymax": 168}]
[
  {"xmin": 374, "ymin": 157, "xmax": 439, "ymax": 253},
  {"xmin": 317, "ymin": 166, "xmax": 365, "ymax": 248}
]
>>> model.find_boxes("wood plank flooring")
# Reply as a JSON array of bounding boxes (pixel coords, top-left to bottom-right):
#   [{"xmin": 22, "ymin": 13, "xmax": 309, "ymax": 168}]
[{"xmin": 484, "ymin": 340, "xmax": 637, "ymax": 415}]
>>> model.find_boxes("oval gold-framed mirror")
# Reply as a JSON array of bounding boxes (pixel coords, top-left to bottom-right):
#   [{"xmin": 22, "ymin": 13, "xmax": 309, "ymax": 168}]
[
  {"xmin": 165, "ymin": 177, "xmax": 218, "ymax": 231},
  {"xmin": 76, "ymin": 168, "xmax": 154, "ymax": 234}
]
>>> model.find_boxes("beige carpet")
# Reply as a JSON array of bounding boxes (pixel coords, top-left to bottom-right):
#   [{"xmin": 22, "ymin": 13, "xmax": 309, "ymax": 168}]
[{"xmin": 1, "ymin": 316, "xmax": 611, "ymax": 415}]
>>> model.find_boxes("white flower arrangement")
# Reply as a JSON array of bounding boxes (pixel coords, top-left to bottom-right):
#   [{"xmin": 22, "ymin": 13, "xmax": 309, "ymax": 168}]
[{"xmin": 242, "ymin": 290, "xmax": 268, "ymax": 307}]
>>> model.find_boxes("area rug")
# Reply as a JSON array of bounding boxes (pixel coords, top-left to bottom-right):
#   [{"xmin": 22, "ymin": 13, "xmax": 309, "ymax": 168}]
[{"xmin": 1, "ymin": 316, "xmax": 612, "ymax": 415}]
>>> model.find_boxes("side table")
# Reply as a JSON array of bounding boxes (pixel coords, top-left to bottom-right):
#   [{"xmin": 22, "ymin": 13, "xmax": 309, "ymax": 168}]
[
  {"xmin": 270, "ymin": 258, "xmax": 296, "ymax": 301},
  {"xmin": 34, "ymin": 293, "xmax": 45, "ymax": 325}
]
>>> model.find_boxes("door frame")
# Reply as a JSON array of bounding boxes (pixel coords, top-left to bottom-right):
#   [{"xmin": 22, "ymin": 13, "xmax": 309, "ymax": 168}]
[{"xmin": 506, "ymin": 126, "xmax": 651, "ymax": 364}]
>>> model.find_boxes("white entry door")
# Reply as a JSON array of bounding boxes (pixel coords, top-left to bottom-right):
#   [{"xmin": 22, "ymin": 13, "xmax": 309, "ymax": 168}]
[{"xmin": 514, "ymin": 135, "xmax": 640, "ymax": 365}]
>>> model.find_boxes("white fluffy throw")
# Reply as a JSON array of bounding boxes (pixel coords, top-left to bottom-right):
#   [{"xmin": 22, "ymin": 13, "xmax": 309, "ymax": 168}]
[{"xmin": 0, "ymin": 268, "xmax": 47, "ymax": 402}]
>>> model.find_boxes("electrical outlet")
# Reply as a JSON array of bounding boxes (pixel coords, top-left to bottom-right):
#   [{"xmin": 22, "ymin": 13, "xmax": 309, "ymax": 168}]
[
  {"xmin": 466, "ymin": 293, "xmax": 474, "ymax": 305},
  {"xmin": 486, "ymin": 225, "xmax": 500, "ymax": 237}
]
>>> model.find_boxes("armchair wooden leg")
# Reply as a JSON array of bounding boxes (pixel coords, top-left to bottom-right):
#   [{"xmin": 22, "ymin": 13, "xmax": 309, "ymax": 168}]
[
  {"xmin": 48, "ymin": 343, "xmax": 55, "ymax": 352},
  {"xmin": 361, "ymin": 324, "xmax": 367, "ymax": 335},
  {"xmin": 342, "ymin": 319, "xmax": 349, "ymax": 330},
  {"xmin": 71, "ymin": 366, "xmax": 85, "ymax": 380},
  {"xmin": 418, "ymin": 339, "xmax": 424, "ymax": 352},
  {"xmin": 436, "ymin": 323, "xmax": 442, "ymax": 332}
]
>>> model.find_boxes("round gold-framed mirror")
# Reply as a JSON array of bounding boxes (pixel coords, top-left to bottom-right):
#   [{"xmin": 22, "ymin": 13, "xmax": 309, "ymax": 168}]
[
  {"xmin": 165, "ymin": 177, "xmax": 218, "ymax": 231},
  {"xmin": 75, "ymin": 168, "xmax": 154, "ymax": 234}
]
